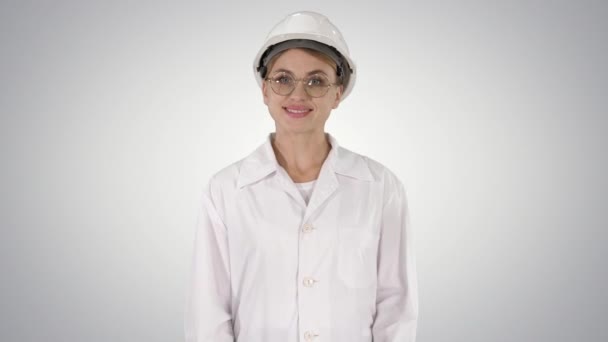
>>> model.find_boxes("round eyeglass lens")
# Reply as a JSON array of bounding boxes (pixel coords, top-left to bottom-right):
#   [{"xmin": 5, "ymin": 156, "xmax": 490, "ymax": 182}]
[{"xmin": 268, "ymin": 73, "xmax": 332, "ymax": 97}]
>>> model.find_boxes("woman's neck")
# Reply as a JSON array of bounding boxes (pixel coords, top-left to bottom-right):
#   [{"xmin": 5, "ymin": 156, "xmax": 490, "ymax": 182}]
[{"xmin": 271, "ymin": 131, "xmax": 331, "ymax": 182}]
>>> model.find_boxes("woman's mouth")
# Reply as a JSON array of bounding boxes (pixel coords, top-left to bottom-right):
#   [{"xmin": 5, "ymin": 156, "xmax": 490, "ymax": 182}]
[{"xmin": 283, "ymin": 106, "xmax": 312, "ymax": 118}]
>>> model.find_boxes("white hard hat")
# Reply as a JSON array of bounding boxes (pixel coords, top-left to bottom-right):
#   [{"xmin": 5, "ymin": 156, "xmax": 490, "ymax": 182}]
[{"xmin": 253, "ymin": 11, "xmax": 357, "ymax": 101}]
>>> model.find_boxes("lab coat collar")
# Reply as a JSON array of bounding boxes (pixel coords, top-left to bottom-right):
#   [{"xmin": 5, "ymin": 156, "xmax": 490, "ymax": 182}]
[{"xmin": 237, "ymin": 132, "xmax": 374, "ymax": 189}]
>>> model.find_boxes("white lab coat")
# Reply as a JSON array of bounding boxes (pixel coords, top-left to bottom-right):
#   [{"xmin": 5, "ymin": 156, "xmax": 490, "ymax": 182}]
[{"xmin": 185, "ymin": 132, "xmax": 418, "ymax": 342}]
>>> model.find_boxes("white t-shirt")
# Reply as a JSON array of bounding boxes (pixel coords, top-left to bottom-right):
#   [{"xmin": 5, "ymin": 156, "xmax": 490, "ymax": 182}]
[{"xmin": 294, "ymin": 179, "xmax": 317, "ymax": 205}]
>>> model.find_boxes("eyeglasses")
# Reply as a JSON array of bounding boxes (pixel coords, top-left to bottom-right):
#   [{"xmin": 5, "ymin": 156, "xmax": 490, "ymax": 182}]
[{"xmin": 265, "ymin": 72, "xmax": 338, "ymax": 98}]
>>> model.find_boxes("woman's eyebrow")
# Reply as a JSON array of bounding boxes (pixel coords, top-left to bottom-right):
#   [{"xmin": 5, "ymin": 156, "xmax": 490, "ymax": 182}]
[
  {"xmin": 273, "ymin": 68, "xmax": 329, "ymax": 76},
  {"xmin": 271, "ymin": 68, "xmax": 294, "ymax": 75},
  {"xmin": 306, "ymin": 69, "xmax": 329, "ymax": 76}
]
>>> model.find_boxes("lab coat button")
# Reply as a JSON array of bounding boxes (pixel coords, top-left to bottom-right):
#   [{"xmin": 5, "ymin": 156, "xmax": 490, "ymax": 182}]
[
  {"xmin": 302, "ymin": 223, "xmax": 314, "ymax": 233},
  {"xmin": 304, "ymin": 331, "xmax": 319, "ymax": 341},
  {"xmin": 303, "ymin": 277, "xmax": 317, "ymax": 287}
]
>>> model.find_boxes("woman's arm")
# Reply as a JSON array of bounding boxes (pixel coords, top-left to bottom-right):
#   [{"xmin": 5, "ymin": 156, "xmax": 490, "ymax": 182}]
[
  {"xmin": 184, "ymin": 182, "xmax": 234, "ymax": 342},
  {"xmin": 373, "ymin": 180, "xmax": 419, "ymax": 342}
]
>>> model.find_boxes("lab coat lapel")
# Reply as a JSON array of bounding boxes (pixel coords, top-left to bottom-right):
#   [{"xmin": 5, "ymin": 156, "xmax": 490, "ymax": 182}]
[
  {"xmin": 237, "ymin": 132, "xmax": 374, "ymax": 219},
  {"xmin": 274, "ymin": 133, "xmax": 341, "ymax": 214},
  {"xmin": 302, "ymin": 151, "xmax": 339, "ymax": 223},
  {"xmin": 236, "ymin": 133, "xmax": 308, "ymax": 209},
  {"xmin": 276, "ymin": 164, "xmax": 308, "ymax": 209},
  {"xmin": 304, "ymin": 133, "xmax": 375, "ymax": 223}
]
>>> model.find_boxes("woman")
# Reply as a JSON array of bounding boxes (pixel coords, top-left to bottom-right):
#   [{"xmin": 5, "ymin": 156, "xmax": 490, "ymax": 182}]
[{"xmin": 185, "ymin": 11, "xmax": 418, "ymax": 342}]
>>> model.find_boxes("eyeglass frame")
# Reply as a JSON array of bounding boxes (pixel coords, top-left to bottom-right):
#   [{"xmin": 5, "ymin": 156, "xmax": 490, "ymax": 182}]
[{"xmin": 264, "ymin": 71, "xmax": 340, "ymax": 98}]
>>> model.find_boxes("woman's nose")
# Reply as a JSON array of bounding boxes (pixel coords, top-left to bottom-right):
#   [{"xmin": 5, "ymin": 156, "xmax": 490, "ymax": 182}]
[{"xmin": 289, "ymin": 80, "xmax": 309, "ymax": 98}]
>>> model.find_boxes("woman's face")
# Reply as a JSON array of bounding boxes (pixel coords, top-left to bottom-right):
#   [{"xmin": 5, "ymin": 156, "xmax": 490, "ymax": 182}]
[{"xmin": 262, "ymin": 48, "xmax": 343, "ymax": 136}]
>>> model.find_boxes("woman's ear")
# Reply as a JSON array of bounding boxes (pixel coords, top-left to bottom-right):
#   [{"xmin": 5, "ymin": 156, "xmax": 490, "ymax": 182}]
[
  {"xmin": 332, "ymin": 84, "xmax": 343, "ymax": 109},
  {"xmin": 262, "ymin": 81, "xmax": 269, "ymax": 106}
]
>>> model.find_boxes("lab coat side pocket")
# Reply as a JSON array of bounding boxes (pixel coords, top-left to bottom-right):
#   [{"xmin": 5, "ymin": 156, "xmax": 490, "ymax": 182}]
[{"xmin": 337, "ymin": 227, "xmax": 379, "ymax": 289}]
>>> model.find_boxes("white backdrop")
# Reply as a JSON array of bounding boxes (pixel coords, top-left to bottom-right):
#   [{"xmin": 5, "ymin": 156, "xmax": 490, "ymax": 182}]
[{"xmin": 1, "ymin": 1, "xmax": 606, "ymax": 341}]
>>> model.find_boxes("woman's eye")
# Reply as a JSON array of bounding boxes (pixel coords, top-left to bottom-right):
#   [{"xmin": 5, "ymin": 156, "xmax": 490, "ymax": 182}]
[
  {"xmin": 274, "ymin": 75, "xmax": 292, "ymax": 84},
  {"xmin": 308, "ymin": 77, "xmax": 326, "ymax": 87}
]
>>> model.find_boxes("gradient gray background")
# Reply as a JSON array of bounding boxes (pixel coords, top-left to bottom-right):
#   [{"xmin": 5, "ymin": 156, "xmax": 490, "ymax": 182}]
[{"xmin": 1, "ymin": 1, "xmax": 606, "ymax": 341}]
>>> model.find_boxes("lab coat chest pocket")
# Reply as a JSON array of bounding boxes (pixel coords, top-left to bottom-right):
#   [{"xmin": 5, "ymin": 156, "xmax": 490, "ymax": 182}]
[{"xmin": 337, "ymin": 225, "xmax": 379, "ymax": 289}]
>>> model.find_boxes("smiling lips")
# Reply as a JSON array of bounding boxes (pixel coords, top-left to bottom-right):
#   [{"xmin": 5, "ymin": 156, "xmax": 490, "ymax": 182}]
[{"xmin": 284, "ymin": 106, "xmax": 312, "ymax": 118}]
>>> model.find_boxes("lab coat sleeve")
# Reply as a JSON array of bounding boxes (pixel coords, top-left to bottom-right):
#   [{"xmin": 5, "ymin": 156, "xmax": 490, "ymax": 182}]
[
  {"xmin": 372, "ymin": 181, "xmax": 419, "ymax": 342},
  {"xmin": 184, "ymin": 182, "xmax": 234, "ymax": 342}
]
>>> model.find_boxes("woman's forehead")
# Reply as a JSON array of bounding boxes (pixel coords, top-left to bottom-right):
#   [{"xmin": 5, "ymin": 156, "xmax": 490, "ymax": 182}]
[{"xmin": 268, "ymin": 49, "xmax": 336, "ymax": 75}]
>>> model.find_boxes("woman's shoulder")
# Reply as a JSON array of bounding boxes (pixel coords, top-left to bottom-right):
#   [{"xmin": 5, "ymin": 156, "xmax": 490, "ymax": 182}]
[
  {"xmin": 342, "ymin": 146, "xmax": 406, "ymax": 189},
  {"xmin": 206, "ymin": 157, "xmax": 247, "ymax": 189}
]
